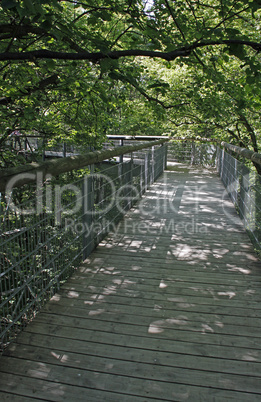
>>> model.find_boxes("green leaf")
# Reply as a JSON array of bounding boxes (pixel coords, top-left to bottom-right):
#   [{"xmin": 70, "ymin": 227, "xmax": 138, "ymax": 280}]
[
  {"xmin": 108, "ymin": 72, "xmax": 121, "ymax": 81},
  {"xmin": 246, "ymin": 75, "xmax": 256, "ymax": 85},
  {"xmin": 194, "ymin": 32, "xmax": 202, "ymax": 40},
  {"xmin": 100, "ymin": 58, "xmax": 119, "ymax": 75},
  {"xmin": 228, "ymin": 44, "xmax": 246, "ymax": 61},
  {"xmin": 100, "ymin": 11, "xmax": 112, "ymax": 21},
  {"xmin": 225, "ymin": 28, "xmax": 241, "ymax": 36},
  {"xmin": 147, "ymin": 82, "xmax": 170, "ymax": 89},
  {"xmin": 23, "ymin": 0, "xmax": 36, "ymax": 13},
  {"xmin": 249, "ymin": 0, "xmax": 261, "ymax": 14},
  {"xmin": 1, "ymin": 0, "xmax": 17, "ymax": 9},
  {"xmin": 213, "ymin": 28, "xmax": 223, "ymax": 38},
  {"xmin": 45, "ymin": 59, "xmax": 56, "ymax": 70},
  {"xmin": 41, "ymin": 18, "xmax": 53, "ymax": 29},
  {"xmin": 223, "ymin": 54, "xmax": 230, "ymax": 63}
]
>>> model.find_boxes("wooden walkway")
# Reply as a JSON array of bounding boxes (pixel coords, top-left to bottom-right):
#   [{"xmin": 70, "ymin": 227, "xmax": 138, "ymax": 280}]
[{"xmin": 1, "ymin": 164, "xmax": 261, "ymax": 401}]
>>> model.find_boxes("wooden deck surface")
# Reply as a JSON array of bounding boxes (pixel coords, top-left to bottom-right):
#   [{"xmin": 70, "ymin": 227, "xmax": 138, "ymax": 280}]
[{"xmin": 1, "ymin": 164, "xmax": 261, "ymax": 401}]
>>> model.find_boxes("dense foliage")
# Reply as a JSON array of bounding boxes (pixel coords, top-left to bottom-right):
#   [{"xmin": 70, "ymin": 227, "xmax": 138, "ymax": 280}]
[{"xmin": 0, "ymin": 0, "xmax": 261, "ymax": 168}]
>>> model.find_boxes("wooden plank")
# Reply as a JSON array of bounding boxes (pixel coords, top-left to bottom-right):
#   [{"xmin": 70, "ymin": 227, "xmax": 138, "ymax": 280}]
[
  {"xmin": 75, "ymin": 263, "xmax": 261, "ymax": 284},
  {"xmin": 80, "ymin": 254, "xmax": 261, "ymax": 277},
  {"xmin": 60, "ymin": 281, "xmax": 261, "ymax": 309},
  {"xmin": 46, "ymin": 291, "xmax": 261, "ymax": 322},
  {"xmin": 1, "ymin": 354, "xmax": 261, "ymax": 400},
  {"xmin": 0, "ymin": 392, "xmax": 44, "ymax": 401},
  {"xmin": 101, "ymin": 232, "xmax": 255, "ymax": 247},
  {"xmin": 0, "ymin": 369, "xmax": 260, "ymax": 402},
  {"xmin": 21, "ymin": 321, "xmax": 261, "ymax": 352},
  {"xmin": 92, "ymin": 247, "xmax": 258, "ymax": 264},
  {"xmin": 96, "ymin": 240, "xmax": 256, "ymax": 254},
  {"xmin": 0, "ymin": 372, "xmax": 154, "ymax": 402},
  {"xmin": 64, "ymin": 276, "xmax": 261, "ymax": 298},
  {"xmin": 7, "ymin": 337, "xmax": 261, "ymax": 378},
  {"xmin": 42, "ymin": 304, "xmax": 261, "ymax": 340},
  {"xmin": 37, "ymin": 307, "xmax": 261, "ymax": 339},
  {"xmin": 68, "ymin": 266, "xmax": 261, "ymax": 290},
  {"xmin": 12, "ymin": 330, "xmax": 261, "ymax": 373},
  {"xmin": 82, "ymin": 249, "xmax": 261, "ymax": 268}
]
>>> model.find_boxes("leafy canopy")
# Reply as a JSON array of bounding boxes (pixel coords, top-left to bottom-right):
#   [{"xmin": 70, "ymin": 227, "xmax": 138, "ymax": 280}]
[{"xmin": 0, "ymin": 0, "xmax": 261, "ymax": 167}]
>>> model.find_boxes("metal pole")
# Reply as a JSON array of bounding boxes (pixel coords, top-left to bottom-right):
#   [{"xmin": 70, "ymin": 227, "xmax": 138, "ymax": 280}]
[{"xmin": 82, "ymin": 165, "xmax": 94, "ymax": 260}]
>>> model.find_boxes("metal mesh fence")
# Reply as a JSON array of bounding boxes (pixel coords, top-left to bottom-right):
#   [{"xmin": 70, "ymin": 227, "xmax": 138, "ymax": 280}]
[
  {"xmin": 0, "ymin": 144, "xmax": 167, "ymax": 351},
  {"xmin": 168, "ymin": 141, "xmax": 217, "ymax": 166},
  {"xmin": 217, "ymin": 147, "xmax": 261, "ymax": 255}
]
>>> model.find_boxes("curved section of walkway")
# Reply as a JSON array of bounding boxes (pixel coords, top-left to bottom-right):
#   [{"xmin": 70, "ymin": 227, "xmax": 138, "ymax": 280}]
[{"xmin": 0, "ymin": 164, "xmax": 261, "ymax": 401}]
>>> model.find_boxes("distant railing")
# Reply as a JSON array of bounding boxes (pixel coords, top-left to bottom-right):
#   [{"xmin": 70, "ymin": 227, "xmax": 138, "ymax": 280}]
[
  {"xmin": 167, "ymin": 140, "xmax": 218, "ymax": 166},
  {"xmin": 217, "ymin": 145, "xmax": 261, "ymax": 255},
  {"xmin": 2, "ymin": 134, "xmax": 218, "ymax": 166},
  {"xmin": 0, "ymin": 140, "xmax": 168, "ymax": 351}
]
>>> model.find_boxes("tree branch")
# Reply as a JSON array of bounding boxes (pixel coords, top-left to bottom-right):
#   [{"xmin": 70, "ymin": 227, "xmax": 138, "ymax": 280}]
[
  {"xmin": 0, "ymin": 23, "xmax": 86, "ymax": 53},
  {"xmin": 238, "ymin": 113, "xmax": 259, "ymax": 152},
  {"xmin": 0, "ymin": 39, "xmax": 260, "ymax": 62},
  {"xmin": 0, "ymin": 48, "xmax": 189, "ymax": 62}
]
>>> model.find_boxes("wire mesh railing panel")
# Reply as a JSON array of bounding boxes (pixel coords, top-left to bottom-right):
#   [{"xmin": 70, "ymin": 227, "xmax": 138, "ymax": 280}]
[
  {"xmin": 0, "ymin": 144, "xmax": 167, "ymax": 351},
  {"xmin": 0, "ymin": 176, "xmax": 85, "ymax": 349},
  {"xmin": 217, "ymin": 147, "xmax": 261, "ymax": 255},
  {"xmin": 168, "ymin": 141, "xmax": 217, "ymax": 166}
]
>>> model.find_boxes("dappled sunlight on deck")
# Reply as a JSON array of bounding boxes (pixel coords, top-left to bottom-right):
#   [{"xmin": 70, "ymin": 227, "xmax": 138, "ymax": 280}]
[{"xmin": 1, "ymin": 165, "xmax": 261, "ymax": 400}]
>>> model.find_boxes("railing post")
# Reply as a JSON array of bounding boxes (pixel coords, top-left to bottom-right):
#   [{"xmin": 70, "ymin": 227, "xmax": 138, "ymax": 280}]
[
  {"xmin": 164, "ymin": 143, "xmax": 168, "ymax": 170},
  {"xmin": 82, "ymin": 165, "xmax": 94, "ymax": 260},
  {"xmin": 144, "ymin": 152, "xmax": 148, "ymax": 191},
  {"xmin": 191, "ymin": 141, "xmax": 196, "ymax": 165},
  {"xmin": 129, "ymin": 152, "xmax": 134, "ymax": 209},
  {"xmin": 238, "ymin": 164, "xmax": 249, "ymax": 223},
  {"xmin": 148, "ymin": 149, "xmax": 152, "ymax": 186},
  {"xmin": 219, "ymin": 148, "xmax": 225, "ymax": 182},
  {"xmin": 140, "ymin": 157, "xmax": 145, "ymax": 197},
  {"xmin": 63, "ymin": 143, "xmax": 67, "ymax": 158},
  {"xmin": 216, "ymin": 147, "xmax": 220, "ymax": 174},
  {"xmin": 121, "ymin": 156, "xmax": 133, "ymax": 212},
  {"xmin": 118, "ymin": 159, "xmax": 123, "ymax": 198},
  {"xmin": 42, "ymin": 137, "xmax": 46, "ymax": 161},
  {"xmin": 119, "ymin": 138, "xmax": 124, "ymax": 164},
  {"xmin": 151, "ymin": 146, "xmax": 155, "ymax": 184}
]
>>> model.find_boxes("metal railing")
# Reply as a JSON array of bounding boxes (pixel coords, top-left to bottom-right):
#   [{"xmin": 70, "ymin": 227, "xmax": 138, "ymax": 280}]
[
  {"xmin": 217, "ymin": 146, "xmax": 261, "ymax": 255},
  {"xmin": 0, "ymin": 142, "xmax": 167, "ymax": 350},
  {"xmin": 167, "ymin": 140, "xmax": 217, "ymax": 166}
]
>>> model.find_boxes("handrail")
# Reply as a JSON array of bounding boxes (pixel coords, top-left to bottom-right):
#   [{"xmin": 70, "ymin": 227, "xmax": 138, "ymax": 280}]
[
  {"xmin": 107, "ymin": 135, "xmax": 218, "ymax": 142},
  {"xmin": 0, "ymin": 138, "xmax": 169, "ymax": 192},
  {"xmin": 107, "ymin": 135, "xmax": 169, "ymax": 141},
  {"xmin": 221, "ymin": 142, "xmax": 261, "ymax": 167}
]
